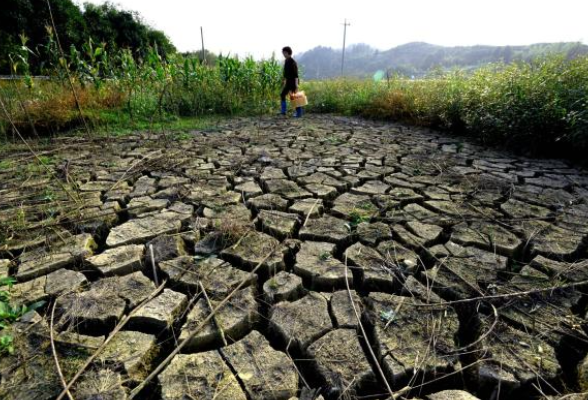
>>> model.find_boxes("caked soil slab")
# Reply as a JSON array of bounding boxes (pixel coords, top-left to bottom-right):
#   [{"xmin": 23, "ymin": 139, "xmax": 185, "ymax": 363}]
[
  {"xmin": 294, "ymin": 241, "xmax": 351, "ymax": 291},
  {"xmin": 269, "ymin": 292, "xmax": 332, "ymax": 351},
  {"xmin": 86, "ymin": 244, "xmax": 145, "ymax": 276},
  {"xmin": 299, "ymin": 215, "xmax": 353, "ymax": 245},
  {"xmin": 426, "ymin": 390, "xmax": 481, "ymax": 400},
  {"xmin": 307, "ymin": 329, "xmax": 377, "ymax": 397},
  {"xmin": 179, "ymin": 286, "xmax": 259, "ymax": 352},
  {"xmin": 475, "ymin": 320, "xmax": 560, "ymax": 395},
  {"xmin": 289, "ymin": 198, "xmax": 324, "ymax": 219},
  {"xmin": 221, "ymin": 230, "xmax": 287, "ymax": 273},
  {"xmin": 127, "ymin": 288, "xmax": 188, "ymax": 333},
  {"xmin": 106, "ymin": 213, "xmax": 182, "ymax": 247},
  {"xmin": 98, "ymin": 330, "xmax": 159, "ymax": 382},
  {"xmin": 264, "ymin": 270, "xmax": 304, "ymax": 303},
  {"xmin": 3, "ymin": 115, "xmax": 588, "ymax": 400},
  {"xmin": 160, "ymin": 255, "xmax": 255, "ymax": 298},
  {"xmin": 257, "ymin": 209, "xmax": 301, "ymax": 240},
  {"xmin": 222, "ymin": 330, "xmax": 298, "ymax": 400},
  {"xmin": 357, "ymin": 222, "xmax": 393, "ymax": 246},
  {"xmin": 366, "ymin": 293, "xmax": 460, "ymax": 383},
  {"xmin": 159, "ymin": 351, "xmax": 247, "ymax": 400},
  {"xmin": 73, "ymin": 369, "xmax": 128, "ymax": 400},
  {"xmin": 346, "ymin": 242, "xmax": 398, "ymax": 293},
  {"xmin": 330, "ymin": 290, "xmax": 362, "ymax": 328}
]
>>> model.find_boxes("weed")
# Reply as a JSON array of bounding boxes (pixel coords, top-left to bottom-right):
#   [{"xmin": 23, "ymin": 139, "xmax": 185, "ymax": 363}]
[
  {"xmin": 0, "ymin": 160, "xmax": 12, "ymax": 170},
  {"xmin": 349, "ymin": 210, "xmax": 371, "ymax": 227},
  {"xmin": 318, "ymin": 251, "xmax": 331, "ymax": 261},
  {"xmin": 267, "ymin": 278, "xmax": 280, "ymax": 290},
  {"xmin": 0, "ymin": 277, "xmax": 45, "ymax": 355}
]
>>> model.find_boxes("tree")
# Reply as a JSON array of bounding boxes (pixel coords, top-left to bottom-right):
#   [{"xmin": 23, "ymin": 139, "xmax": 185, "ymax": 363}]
[{"xmin": 0, "ymin": 0, "xmax": 176, "ymax": 74}]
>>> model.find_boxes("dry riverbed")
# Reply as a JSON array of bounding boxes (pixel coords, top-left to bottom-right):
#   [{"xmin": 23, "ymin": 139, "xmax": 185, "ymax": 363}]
[{"xmin": 1, "ymin": 115, "xmax": 588, "ymax": 400}]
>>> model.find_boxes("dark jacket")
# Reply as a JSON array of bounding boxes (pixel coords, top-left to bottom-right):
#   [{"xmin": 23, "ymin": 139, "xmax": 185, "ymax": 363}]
[{"xmin": 284, "ymin": 58, "xmax": 299, "ymax": 81}]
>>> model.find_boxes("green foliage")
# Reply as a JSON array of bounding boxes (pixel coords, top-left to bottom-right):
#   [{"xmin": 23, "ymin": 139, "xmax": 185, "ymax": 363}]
[
  {"xmin": 305, "ymin": 56, "xmax": 588, "ymax": 159},
  {"xmin": 0, "ymin": 0, "xmax": 175, "ymax": 74},
  {"xmin": 349, "ymin": 210, "xmax": 372, "ymax": 227},
  {"xmin": 0, "ymin": 277, "xmax": 45, "ymax": 355}
]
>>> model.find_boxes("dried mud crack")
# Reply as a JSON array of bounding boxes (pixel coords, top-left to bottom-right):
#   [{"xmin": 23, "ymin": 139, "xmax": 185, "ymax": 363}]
[{"xmin": 1, "ymin": 115, "xmax": 588, "ymax": 400}]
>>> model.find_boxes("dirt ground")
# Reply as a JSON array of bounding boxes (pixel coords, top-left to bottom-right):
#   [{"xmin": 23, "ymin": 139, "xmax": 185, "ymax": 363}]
[{"xmin": 1, "ymin": 115, "xmax": 588, "ymax": 400}]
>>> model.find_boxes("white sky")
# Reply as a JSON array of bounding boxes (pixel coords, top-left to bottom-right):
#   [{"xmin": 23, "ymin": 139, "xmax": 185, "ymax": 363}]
[{"xmin": 78, "ymin": 0, "xmax": 588, "ymax": 58}]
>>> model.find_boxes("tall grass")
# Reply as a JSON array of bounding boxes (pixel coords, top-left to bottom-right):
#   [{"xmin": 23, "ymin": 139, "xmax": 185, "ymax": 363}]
[
  {"xmin": 305, "ymin": 56, "xmax": 588, "ymax": 157},
  {"xmin": 0, "ymin": 38, "xmax": 282, "ymax": 136}
]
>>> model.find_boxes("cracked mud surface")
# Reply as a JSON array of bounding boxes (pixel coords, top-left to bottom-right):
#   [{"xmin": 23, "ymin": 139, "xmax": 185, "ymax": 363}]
[{"xmin": 1, "ymin": 115, "xmax": 588, "ymax": 400}]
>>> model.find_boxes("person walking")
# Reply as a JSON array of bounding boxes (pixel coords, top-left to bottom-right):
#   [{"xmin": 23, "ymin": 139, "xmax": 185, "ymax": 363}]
[{"xmin": 280, "ymin": 46, "xmax": 303, "ymax": 118}]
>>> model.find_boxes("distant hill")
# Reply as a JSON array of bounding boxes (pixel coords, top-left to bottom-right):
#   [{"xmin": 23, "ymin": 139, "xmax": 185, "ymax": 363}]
[{"xmin": 296, "ymin": 42, "xmax": 588, "ymax": 79}]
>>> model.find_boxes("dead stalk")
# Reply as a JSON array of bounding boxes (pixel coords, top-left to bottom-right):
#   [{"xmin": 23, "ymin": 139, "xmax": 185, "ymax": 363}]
[{"xmin": 128, "ymin": 248, "xmax": 277, "ymax": 398}]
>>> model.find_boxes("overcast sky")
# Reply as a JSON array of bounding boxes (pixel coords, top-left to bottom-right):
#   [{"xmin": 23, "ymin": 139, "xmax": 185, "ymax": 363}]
[{"xmin": 79, "ymin": 0, "xmax": 587, "ymax": 58}]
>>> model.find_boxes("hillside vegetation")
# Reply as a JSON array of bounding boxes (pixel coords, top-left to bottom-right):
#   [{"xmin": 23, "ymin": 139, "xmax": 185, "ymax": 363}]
[{"xmin": 297, "ymin": 42, "xmax": 588, "ymax": 78}]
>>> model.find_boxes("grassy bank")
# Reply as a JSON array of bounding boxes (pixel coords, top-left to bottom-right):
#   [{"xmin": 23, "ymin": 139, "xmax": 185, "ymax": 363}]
[{"xmin": 304, "ymin": 56, "xmax": 588, "ymax": 158}]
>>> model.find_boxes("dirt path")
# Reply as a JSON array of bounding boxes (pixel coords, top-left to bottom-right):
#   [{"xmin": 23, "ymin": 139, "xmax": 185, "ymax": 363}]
[{"xmin": 1, "ymin": 115, "xmax": 587, "ymax": 400}]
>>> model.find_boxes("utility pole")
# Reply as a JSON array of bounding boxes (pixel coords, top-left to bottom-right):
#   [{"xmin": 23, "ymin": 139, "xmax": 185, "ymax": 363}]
[
  {"xmin": 200, "ymin": 27, "xmax": 206, "ymax": 64},
  {"xmin": 341, "ymin": 19, "xmax": 350, "ymax": 75}
]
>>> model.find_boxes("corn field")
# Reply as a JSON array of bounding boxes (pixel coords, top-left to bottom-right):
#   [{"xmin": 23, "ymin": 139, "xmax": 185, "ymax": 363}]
[{"xmin": 0, "ymin": 33, "xmax": 283, "ymax": 136}]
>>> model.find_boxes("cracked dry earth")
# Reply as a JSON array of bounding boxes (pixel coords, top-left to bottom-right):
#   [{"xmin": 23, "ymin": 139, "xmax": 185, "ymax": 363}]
[{"xmin": 1, "ymin": 115, "xmax": 588, "ymax": 400}]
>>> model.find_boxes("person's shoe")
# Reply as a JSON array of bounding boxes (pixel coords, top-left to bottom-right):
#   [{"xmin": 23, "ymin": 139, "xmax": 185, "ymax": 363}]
[
  {"xmin": 279, "ymin": 101, "xmax": 287, "ymax": 115},
  {"xmin": 294, "ymin": 107, "xmax": 303, "ymax": 118}
]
